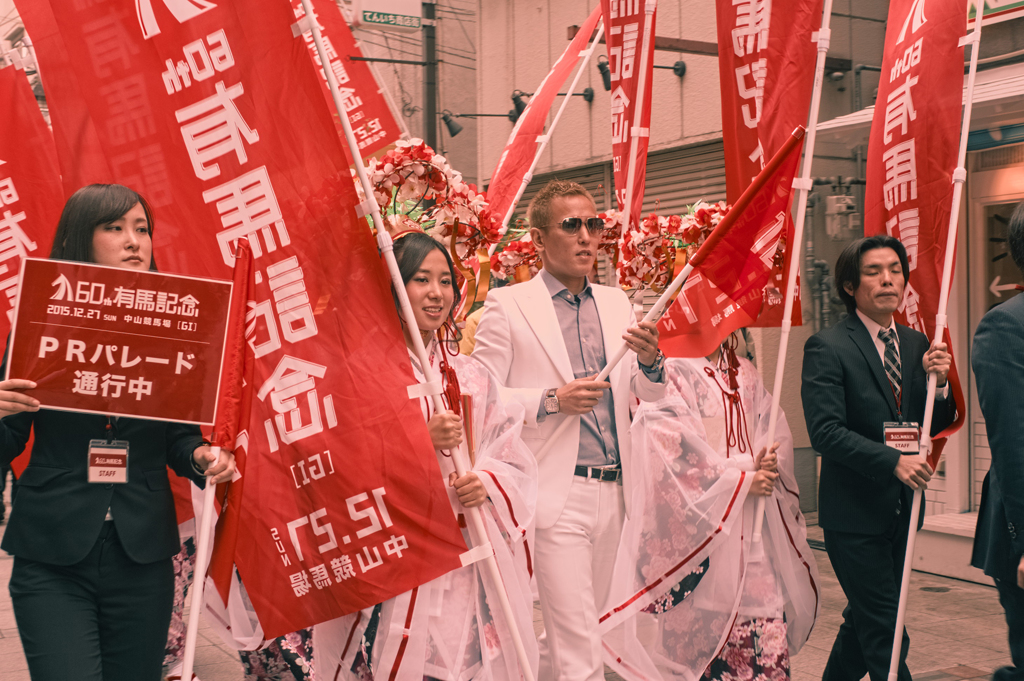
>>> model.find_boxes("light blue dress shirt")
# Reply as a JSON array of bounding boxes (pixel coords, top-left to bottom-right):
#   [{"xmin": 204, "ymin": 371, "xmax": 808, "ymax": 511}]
[{"xmin": 535, "ymin": 269, "xmax": 663, "ymax": 467}]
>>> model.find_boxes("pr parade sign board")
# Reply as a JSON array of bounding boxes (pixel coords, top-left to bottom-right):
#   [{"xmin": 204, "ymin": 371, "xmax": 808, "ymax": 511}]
[{"xmin": 6, "ymin": 258, "xmax": 232, "ymax": 424}]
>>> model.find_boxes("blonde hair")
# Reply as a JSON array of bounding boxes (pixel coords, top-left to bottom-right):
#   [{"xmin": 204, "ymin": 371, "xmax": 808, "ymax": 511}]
[{"xmin": 526, "ymin": 180, "xmax": 596, "ymax": 231}]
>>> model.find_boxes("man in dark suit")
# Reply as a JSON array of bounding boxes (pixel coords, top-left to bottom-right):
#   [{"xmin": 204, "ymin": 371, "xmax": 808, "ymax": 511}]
[
  {"xmin": 802, "ymin": 235, "xmax": 956, "ymax": 681},
  {"xmin": 972, "ymin": 203, "xmax": 1024, "ymax": 681}
]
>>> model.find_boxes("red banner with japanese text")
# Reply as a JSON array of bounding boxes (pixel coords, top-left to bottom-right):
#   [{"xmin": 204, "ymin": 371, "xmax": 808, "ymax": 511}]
[
  {"xmin": 487, "ymin": 4, "xmax": 601, "ymax": 226},
  {"xmin": 659, "ymin": 128, "xmax": 804, "ymax": 358},
  {"xmin": 601, "ymin": 0, "xmax": 655, "ymax": 232},
  {"xmin": 0, "ymin": 66, "xmax": 63, "ymax": 334},
  {"xmin": 714, "ymin": 0, "xmax": 821, "ymax": 327},
  {"xmin": 21, "ymin": 0, "xmax": 467, "ymax": 637},
  {"xmin": 13, "ymin": 1, "xmax": 112, "ymax": 198},
  {"xmin": 864, "ymin": 0, "xmax": 967, "ymax": 467},
  {"xmin": 291, "ymin": 0, "xmax": 404, "ymax": 163},
  {"xmin": 0, "ymin": 64, "xmax": 64, "ymax": 479}
]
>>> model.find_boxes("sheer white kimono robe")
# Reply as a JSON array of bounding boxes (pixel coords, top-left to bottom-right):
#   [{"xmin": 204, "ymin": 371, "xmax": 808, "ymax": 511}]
[
  {"xmin": 600, "ymin": 357, "xmax": 820, "ymax": 680},
  {"xmin": 314, "ymin": 342, "xmax": 539, "ymax": 681}
]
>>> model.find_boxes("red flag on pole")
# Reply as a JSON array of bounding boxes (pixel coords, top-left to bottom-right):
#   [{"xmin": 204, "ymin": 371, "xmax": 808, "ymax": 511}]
[
  {"xmin": 13, "ymin": 0, "xmax": 112, "ymax": 197},
  {"xmin": 0, "ymin": 64, "xmax": 64, "ymax": 479},
  {"xmin": 601, "ymin": 0, "xmax": 656, "ymax": 231},
  {"xmin": 714, "ymin": 0, "xmax": 821, "ymax": 327},
  {"xmin": 211, "ymin": 239, "xmax": 254, "ymax": 452},
  {"xmin": 716, "ymin": 0, "xmax": 821, "ymax": 198},
  {"xmin": 658, "ymin": 127, "xmax": 805, "ymax": 358},
  {"xmin": 486, "ymin": 4, "xmax": 602, "ymax": 226},
  {"xmin": 0, "ymin": 66, "xmax": 63, "ymax": 339},
  {"xmin": 864, "ymin": 0, "xmax": 967, "ymax": 468},
  {"xmin": 291, "ymin": 0, "xmax": 404, "ymax": 163},
  {"xmin": 206, "ymin": 237, "xmax": 255, "ymax": 616},
  {"xmin": 24, "ymin": 0, "xmax": 468, "ymax": 637}
]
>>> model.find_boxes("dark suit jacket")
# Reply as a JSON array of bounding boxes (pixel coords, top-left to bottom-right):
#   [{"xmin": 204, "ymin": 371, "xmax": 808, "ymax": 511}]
[
  {"xmin": 971, "ymin": 294, "xmax": 1024, "ymax": 583},
  {"xmin": 802, "ymin": 313, "xmax": 956, "ymax": 535},
  {"xmin": 0, "ymin": 409, "xmax": 205, "ymax": 566}
]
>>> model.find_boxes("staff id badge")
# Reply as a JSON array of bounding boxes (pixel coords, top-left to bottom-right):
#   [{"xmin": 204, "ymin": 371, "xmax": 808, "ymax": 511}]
[
  {"xmin": 884, "ymin": 422, "xmax": 921, "ymax": 454},
  {"xmin": 88, "ymin": 440, "xmax": 129, "ymax": 483}
]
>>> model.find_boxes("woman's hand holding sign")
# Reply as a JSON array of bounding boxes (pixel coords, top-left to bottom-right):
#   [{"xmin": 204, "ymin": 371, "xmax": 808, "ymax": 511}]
[{"xmin": 0, "ymin": 379, "xmax": 39, "ymax": 419}]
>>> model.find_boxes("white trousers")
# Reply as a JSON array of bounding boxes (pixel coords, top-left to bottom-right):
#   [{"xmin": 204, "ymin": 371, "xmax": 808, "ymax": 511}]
[{"xmin": 534, "ymin": 475, "xmax": 625, "ymax": 681}]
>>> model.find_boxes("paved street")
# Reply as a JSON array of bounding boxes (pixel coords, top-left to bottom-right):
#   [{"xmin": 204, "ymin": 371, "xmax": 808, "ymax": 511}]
[{"xmin": 0, "ymin": 485, "xmax": 1013, "ymax": 680}]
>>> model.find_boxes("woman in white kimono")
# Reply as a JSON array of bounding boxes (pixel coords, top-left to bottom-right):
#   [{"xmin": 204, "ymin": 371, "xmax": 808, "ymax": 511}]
[
  {"xmin": 314, "ymin": 231, "xmax": 538, "ymax": 681},
  {"xmin": 601, "ymin": 334, "xmax": 820, "ymax": 681}
]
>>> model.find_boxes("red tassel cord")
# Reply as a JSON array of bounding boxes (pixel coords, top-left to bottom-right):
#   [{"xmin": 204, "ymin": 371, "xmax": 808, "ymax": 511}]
[
  {"xmin": 420, "ymin": 326, "xmax": 463, "ymax": 458},
  {"xmin": 703, "ymin": 334, "xmax": 753, "ymax": 459}
]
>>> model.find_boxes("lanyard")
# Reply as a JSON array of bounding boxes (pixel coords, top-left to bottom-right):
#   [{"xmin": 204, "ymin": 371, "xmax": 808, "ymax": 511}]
[{"xmin": 105, "ymin": 417, "xmax": 115, "ymax": 444}]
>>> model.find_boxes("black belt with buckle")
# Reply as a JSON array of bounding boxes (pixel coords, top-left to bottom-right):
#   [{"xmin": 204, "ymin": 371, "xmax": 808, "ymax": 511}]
[{"xmin": 573, "ymin": 465, "xmax": 622, "ymax": 483}]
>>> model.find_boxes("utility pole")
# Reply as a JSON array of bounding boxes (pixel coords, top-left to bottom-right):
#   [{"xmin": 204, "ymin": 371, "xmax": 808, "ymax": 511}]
[{"xmin": 422, "ymin": 1, "xmax": 437, "ymax": 149}]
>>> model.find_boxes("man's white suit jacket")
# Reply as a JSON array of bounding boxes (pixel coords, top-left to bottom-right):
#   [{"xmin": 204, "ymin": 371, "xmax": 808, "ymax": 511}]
[{"xmin": 471, "ymin": 274, "xmax": 666, "ymax": 529}]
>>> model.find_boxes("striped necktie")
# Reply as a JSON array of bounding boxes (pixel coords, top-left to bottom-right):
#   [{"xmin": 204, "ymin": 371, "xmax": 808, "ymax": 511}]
[{"xmin": 878, "ymin": 328, "xmax": 902, "ymax": 395}]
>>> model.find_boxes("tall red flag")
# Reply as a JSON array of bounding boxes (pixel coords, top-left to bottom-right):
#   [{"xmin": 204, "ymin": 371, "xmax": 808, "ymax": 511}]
[
  {"xmin": 0, "ymin": 66, "xmax": 63, "ymax": 335},
  {"xmin": 23, "ymin": 0, "xmax": 467, "ymax": 637},
  {"xmin": 291, "ymin": 0, "xmax": 404, "ymax": 162},
  {"xmin": 13, "ymin": 1, "xmax": 112, "ymax": 198},
  {"xmin": 658, "ymin": 128, "xmax": 805, "ymax": 358},
  {"xmin": 602, "ymin": 0, "xmax": 656, "ymax": 232},
  {"xmin": 486, "ymin": 5, "xmax": 601, "ymax": 226},
  {"xmin": 206, "ymin": 237, "xmax": 254, "ymax": 604},
  {"xmin": 716, "ymin": 0, "xmax": 820, "ymax": 198},
  {"xmin": 211, "ymin": 239, "xmax": 254, "ymax": 452},
  {"xmin": 0, "ymin": 65, "xmax": 64, "ymax": 479},
  {"xmin": 864, "ymin": 0, "xmax": 968, "ymax": 467},
  {"xmin": 715, "ymin": 0, "xmax": 821, "ymax": 327}
]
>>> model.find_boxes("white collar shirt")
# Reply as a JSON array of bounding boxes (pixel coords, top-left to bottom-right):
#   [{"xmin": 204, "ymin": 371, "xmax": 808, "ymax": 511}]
[
  {"xmin": 854, "ymin": 308, "xmax": 948, "ymax": 400},
  {"xmin": 856, "ymin": 308, "xmax": 900, "ymax": 366}
]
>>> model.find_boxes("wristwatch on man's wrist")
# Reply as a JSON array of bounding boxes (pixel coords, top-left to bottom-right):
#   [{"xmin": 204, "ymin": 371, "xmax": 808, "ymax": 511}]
[
  {"xmin": 544, "ymin": 388, "xmax": 560, "ymax": 415},
  {"xmin": 640, "ymin": 348, "xmax": 666, "ymax": 374},
  {"xmin": 190, "ymin": 450, "xmax": 206, "ymax": 476}
]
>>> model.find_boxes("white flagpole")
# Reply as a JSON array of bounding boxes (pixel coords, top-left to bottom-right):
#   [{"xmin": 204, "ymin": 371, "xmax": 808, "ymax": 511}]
[
  {"xmin": 887, "ymin": 15, "xmax": 982, "ymax": 681},
  {"xmin": 615, "ymin": 0, "xmax": 658, "ymax": 285},
  {"xmin": 180, "ymin": 462, "xmax": 219, "ymax": 681},
  {"xmin": 296, "ymin": 3, "xmax": 535, "ymax": 679},
  {"xmin": 749, "ymin": 0, "xmax": 835, "ymax": 558},
  {"xmin": 491, "ymin": 19, "xmax": 605, "ymax": 253}
]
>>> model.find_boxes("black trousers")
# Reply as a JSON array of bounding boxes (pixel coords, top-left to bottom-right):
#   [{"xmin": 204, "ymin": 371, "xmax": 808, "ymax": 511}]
[
  {"xmin": 993, "ymin": 577, "xmax": 1024, "ymax": 680},
  {"xmin": 9, "ymin": 521, "xmax": 174, "ymax": 681},
  {"xmin": 822, "ymin": 510, "xmax": 913, "ymax": 681}
]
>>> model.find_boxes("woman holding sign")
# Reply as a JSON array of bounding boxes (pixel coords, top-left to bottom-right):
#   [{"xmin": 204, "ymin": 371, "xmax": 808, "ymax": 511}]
[
  {"xmin": 0, "ymin": 184, "xmax": 235, "ymax": 681},
  {"xmin": 314, "ymin": 230, "xmax": 538, "ymax": 680}
]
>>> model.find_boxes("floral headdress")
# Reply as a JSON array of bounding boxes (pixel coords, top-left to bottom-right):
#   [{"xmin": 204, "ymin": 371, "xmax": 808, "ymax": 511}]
[
  {"xmin": 593, "ymin": 201, "xmax": 730, "ymax": 294},
  {"xmin": 364, "ymin": 138, "xmax": 505, "ymax": 259},
  {"xmin": 357, "ymin": 139, "xmax": 514, "ymax": 320}
]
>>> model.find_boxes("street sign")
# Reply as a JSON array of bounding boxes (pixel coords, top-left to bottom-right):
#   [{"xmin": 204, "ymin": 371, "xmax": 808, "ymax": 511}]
[
  {"xmin": 990, "ymin": 274, "xmax": 1024, "ymax": 297},
  {"xmin": 351, "ymin": 0, "xmax": 421, "ymax": 32},
  {"xmin": 969, "ymin": 0, "xmax": 1024, "ymax": 25}
]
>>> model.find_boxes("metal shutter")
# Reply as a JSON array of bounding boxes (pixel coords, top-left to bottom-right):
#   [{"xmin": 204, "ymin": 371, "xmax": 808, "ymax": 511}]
[
  {"xmin": 490, "ymin": 138, "xmax": 725, "ymax": 227},
  {"xmin": 640, "ymin": 140, "xmax": 727, "ymax": 215},
  {"xmin": 503, "ymin": 161, "xmax": 612, "ymax": 228}
]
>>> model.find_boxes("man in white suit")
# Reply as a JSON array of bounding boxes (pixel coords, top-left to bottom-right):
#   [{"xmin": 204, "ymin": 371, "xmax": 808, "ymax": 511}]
[{"xmin": 472, "ymin": 180, "xmax": 666, "ymax": 680}]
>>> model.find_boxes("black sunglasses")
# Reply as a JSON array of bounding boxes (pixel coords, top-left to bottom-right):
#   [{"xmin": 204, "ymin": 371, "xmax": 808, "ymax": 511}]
[{"xmin": 553, "ymin": 216, "xmax": 605, "ymax": 234}]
